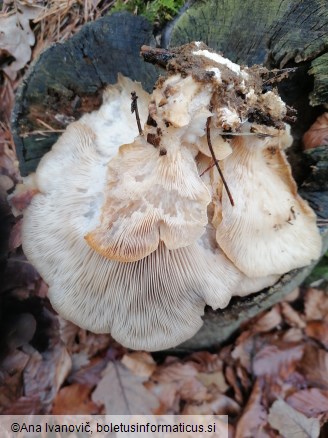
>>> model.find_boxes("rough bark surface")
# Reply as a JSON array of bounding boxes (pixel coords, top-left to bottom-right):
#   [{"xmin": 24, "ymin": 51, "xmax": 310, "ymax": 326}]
[
  {"xmin": 12, "ymin": 13, "xmax": 160, "ymax": 176},
  {"xmin": 165, "ymin": 0, "xmax": 328, "ymax": 75}
]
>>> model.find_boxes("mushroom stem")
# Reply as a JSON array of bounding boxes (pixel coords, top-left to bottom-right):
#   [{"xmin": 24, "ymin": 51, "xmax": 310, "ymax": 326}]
[
  {"xmin": 206, "ymin": 116, "xmax": 235, "ymax": 206},
  {"xmin": 131, "ymin": 91, "xmax": 143, "ymax": 135}
]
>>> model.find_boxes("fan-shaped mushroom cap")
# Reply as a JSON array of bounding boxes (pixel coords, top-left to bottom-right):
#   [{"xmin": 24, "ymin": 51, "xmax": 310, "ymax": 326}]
[
  {"xmin": 214, "ymin": 125, "xmax": 322, "ymax": 277},
  {"xmin": 85, "ymin": 134, "xmax": 211, "ymax": 262}
]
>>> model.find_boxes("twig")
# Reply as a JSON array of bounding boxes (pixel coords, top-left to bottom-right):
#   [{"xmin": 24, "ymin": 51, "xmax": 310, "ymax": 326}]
[
  {"xmin": 263, "ymin": 67, "xmax": 298, "ymax": 85},
  {"xmin": 200, "ymin": 161, "xmax": 216, "ymax": 176},
  {"xmin": 131, "ymin": 91, "xmax": 143, "ymax": 135},
  {"xmin": 206, "ymin": 115, "xmax": 235, "ymax": 206}
]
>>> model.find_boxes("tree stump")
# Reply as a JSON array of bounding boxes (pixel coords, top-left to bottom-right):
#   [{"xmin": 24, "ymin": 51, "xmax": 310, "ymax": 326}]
[{"xmin": 12, "ymin": 5, "xmax": 328, "ymax": 352}]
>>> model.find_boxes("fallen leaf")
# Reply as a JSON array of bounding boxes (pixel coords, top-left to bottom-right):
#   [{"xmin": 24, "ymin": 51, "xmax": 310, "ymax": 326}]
[
  {"xmin": 231, "ymin": 331, "xmax": 259, "ymax": 373},
  {"xmin": 22, "ymin": 340, "xmax": 72, "ymax": 411},
  {"xmin": 121, "ymin": 352, "xmax": 157, "ymax": 378},
  {"xmin": 235, "ymin": 379, "xmax": 268, "ymax": 438},
  {"xmin": 225, "ymin": 365, "xmax": 243, "ymax": 405},
  {"xmin": 58, "ymin": 318, "xmax": 113, "ymax": 358},
  {"xmin": 0, "ymin": 349, "xmax": 29, "ymax": 412},
  {"xmin": 284, "ymin": 287, "xmax": 300, "ymax": 302},
  {"xmin": 0, "ymin": 6, "xmax": 40, "ymax": 79},
  {"xmin": 52, "ymin": 383, "xmax": 101, "ymax": 414},
  {"xmin": 188, "ymin": 351, "xmax": 224, "ymax": 372},
  {"xmin": 268, "ymin": 399, "xmax": 320, "ymax": 438},
  {"xmin": 0, "ymin": 174, "xmax": 14, "ymax": 192},
  {"xmin": 286, "ymin": 388, "xmax": 328, "ymax": 418},
  {"xmin": 280, "ymin": 302, "xmax": 306, "ymax": 328},
  {"xmin": 304, "ymin": 288, "xmax": 328, "ymax": 321},
  {"xmin": 8, "ymin": 183, "xmax": 38, "ymax": 216},
  {"xmin": 252, "ymin": 306, "xmax": 282, "ymax": 333},
  {"xmin": 91, "ymin": 361, "xmax": 159, "ymax": 414},
  {"xmin": 281, "ymin": 328, "xmax": 304, "ymax": 343},
  {"xmin": 196, "ymin": 371, "xmax": 228, "ymax": 393},
  {"xmin": 8, "ymin": 219, "xmax": 22, "ymax": 252},
  {"xmin": 237, "ymin": 364, "xmax": 252, "ymax": 393},
  {"xmin": 303, "ymin": 113, "xmax": 328, "ymax": 149},
  {"xmin": 297, "ymin": 345, "xmax": 328, "ymax": 389},
  {"xmin": 69, "ymin": 355, "xmax": 109, "ymax": 387},
  {"xmin": 183, "ymin": 393, "xmax": 240, "ymax": 415},
  {"xmin": 70, "ymin": 352, "xmax": 90, "ymax": 374},
  {"xmin": 2, "ymin": 395, "xmax": 42, "ymax": 415},
  {"xmin": 146, "ymin": 381, "xmax": 178, "ymax": 413},
  {"xmin": 153, "ymin": 362, "xmax": 208, "ymax": 403},
  {"xmin": 253, "ymin": 342, "xmax": 304, "ymax": 377},
  {"xmin": 305, "ymin": 321, "xmax": 328, "ymax": 348}
]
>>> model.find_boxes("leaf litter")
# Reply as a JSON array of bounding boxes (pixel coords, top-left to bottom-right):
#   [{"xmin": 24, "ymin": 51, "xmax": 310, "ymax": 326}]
[{"xmin": 0, "ymin": 1, "xmax": 328, "ymax": 436}]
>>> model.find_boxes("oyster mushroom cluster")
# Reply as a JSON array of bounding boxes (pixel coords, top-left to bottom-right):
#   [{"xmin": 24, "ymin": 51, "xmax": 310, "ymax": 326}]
[{"xmin": 21, "ymin": 43, "xmax": 322, "ymax": 351}]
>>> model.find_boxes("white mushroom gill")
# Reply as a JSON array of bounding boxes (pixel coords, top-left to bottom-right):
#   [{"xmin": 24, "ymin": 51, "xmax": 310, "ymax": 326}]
[{"xmin": 21, "ymin": 42, "xmax": 322, "ymax": 351}]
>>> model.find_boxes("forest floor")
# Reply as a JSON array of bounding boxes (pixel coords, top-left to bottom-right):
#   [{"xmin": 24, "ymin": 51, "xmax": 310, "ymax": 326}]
[{"xmin": 0, "ymin": 2, "xmax": 328, "ymax": 437}]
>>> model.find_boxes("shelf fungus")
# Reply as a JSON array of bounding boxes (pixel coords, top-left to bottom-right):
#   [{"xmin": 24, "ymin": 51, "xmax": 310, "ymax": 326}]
[{"xmin": 19, "ymin": 43, "xmax": 322, "ymax": 351}]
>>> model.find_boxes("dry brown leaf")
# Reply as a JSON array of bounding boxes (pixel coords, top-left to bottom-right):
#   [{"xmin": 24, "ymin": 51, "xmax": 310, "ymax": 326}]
[
  {"xmin": 91, "ymin": 361, "xmax": 159, "ymax": 414},
  {"xmin": 281, "ymin": 328, "xmax": 304, "ymax": 343},
  {"xmin": 2, "ymin": 395, "xmax": 43, "ymax": 415},
  {"xmin": 8, "ymin": 219, "xmax": 22, "ymax": 252},
  {"xmin": 280, "ymin": 302, "xmax": 306, "ymax": 328},
  {"xmin": 146, "ymin": 381, "xmax": 178, "ymax": 414},
  {"xmin": 69, "ymin": 355, "xmax": 110, "ymax": 388},
  {"xmin": 231, "ymin": 331, "xmax": 259, "ymax": 373},
  {"xmin": 196, "ymin": 371, "xmax": 228, "ymax": 393},
  {"xmin": 70, "ymin": 351, "xmax": 90, "ymax": 374},
  {"xmin": 23, "ymin": 342, "xmax": 72, "ymax": 408},
  {"xmin": 8, "ymin": 183, "xmax": 38, "ymax": 216},
  {"xmin": 253, "ymin": 342, "xmax": 304, "ymax": 377},
  {"xmin": 121, "ymin": 351, "xmax": 157, "ymax": 378},
  {"xmin": 268, "ymin": 399, "xmax": 320, "ymax": 438},
  {"xmin": 58, "ymin": 318, "xmax": 113, "ymax": 358},
  {"xmin": 297, "ymin": 345, "xmax": 328, "ymax": 390},
  {"xmin": 284, "ymin": 287, "xmax": 300, "ymax": 302},
  {"xmin": 305, "ymin": 321, "xmax": 328, "ymax": 348},
  {"xmin": 0, "ymin": 174, "xmax": 14, "ymax": 192},
  {"xmin": 252, "ymin": 306, "xmax": 282, "ymax": 333},
  {"xmin": 0, "ymin": 349, "xmax": 29, "ymax": 412},
  {"xmin": 235, "ymin": 379, "xmax": 268, "ymax": 438},
  {"xmin": 304, "ymin": 288, "xmax": 328, "ymax": 321},
  {"xmin": 225, "ymin": 365, "xmax": 243, "ymax": 405},
  {"xmin": 183, "ymin": 393, "xmax": 240, "ymax": 415},
  {"xmin": 153, "ymin": 362, "xmax": 208, "ymax": 403},
  {"xmin": 188, "ymin": 351, "xmax": 224, "ymax": 372},
  {"xmin": 286, "ymin": 388, "xmax": 328, "ymax": 418},
  {"xmin": 0, "ymin": 6, "xmax": 40, "ymax": 78},
  {"xmin": 303, "ymin": 113, "xmax": 328, "ymax": 149},
  {"xmin": 52, "ymin": 383, "xmax": 101, "ymax": 414}
]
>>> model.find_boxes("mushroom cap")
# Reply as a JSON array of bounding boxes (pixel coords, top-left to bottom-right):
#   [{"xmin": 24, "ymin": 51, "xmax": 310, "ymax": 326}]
[
  {"xmin": 214, "ymin": 127, "xmax": 322, "ymax": 277},
  {"xmin": 85, "ymin": 134, "xmax": 211, "ymax": 262}
]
